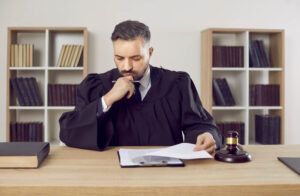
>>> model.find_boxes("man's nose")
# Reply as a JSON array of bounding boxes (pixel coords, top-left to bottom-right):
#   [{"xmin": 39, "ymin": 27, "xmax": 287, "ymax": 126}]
[{"xmin": 123, "ymin": 59, "xmax": 133, "ymax": 71}]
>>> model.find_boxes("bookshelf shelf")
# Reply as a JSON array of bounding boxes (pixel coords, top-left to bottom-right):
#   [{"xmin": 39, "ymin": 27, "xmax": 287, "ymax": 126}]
[
  {"xmin": 212, "ymin": 68, "xmax": 246, "ymax": 71},
  {"xmin": 47, "ymin": 106, "xmax": 75, "ymax": 110},
  {"xmin": 249, "ymin": 68, "xmax": 283, "ymax": 71},
  {"xmin": 201, "ymin": 28, "xmax": 284, "ymax": 145},
  {"xmin": 47, "ymin": 67, "xmax": 84, "ymax": 70},
  {"xmin": 212, "ymin": 106, "xmax": 246, "ymax": 110},
  {"xmin": 9, "ymin": 67, "xmax": 46, "ymax": 71},
  {"xmin": 9, "ymin": 106, "xmax": 45, "ymax": 110},
  {"xmin": 248, "ymin": 106, "xmax": 283, "ymax": 110},
  {"xmin": 6, "ymin": 27, "xmax": 88, "ymax": 145}
]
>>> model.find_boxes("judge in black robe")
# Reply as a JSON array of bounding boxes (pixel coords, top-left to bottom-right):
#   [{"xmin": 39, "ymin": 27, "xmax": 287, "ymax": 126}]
[
  {"xmin": 59, "ymin": 20, "xmax": 224, "ymax": 152},
  {"xmin": 59, "ymin": 66, "xmax": 224, "ymax": 151}
]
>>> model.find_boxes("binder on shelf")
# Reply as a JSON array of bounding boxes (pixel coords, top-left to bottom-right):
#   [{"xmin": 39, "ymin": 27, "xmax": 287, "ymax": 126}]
[
  {"xmin": 10, "ymin": 77, "xmax": 43, "ymax": 106},
  {"xmin": 213, "ymin": 78, "xmax": 235, "ymax": 106},
  {"xmin": 249, "ymin": 40, "xmax": 271, "ymax": 67}
]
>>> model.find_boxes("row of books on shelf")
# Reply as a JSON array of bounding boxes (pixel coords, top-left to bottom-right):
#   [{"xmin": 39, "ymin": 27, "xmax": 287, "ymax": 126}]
[
  {"xmin": 10, "ymin": 44, "xmax": 34, "ymax": 67},
  {"xmin": 212, "ymin": 39, "xmax": 271, "ymax": 68},
  {"xmin": 212, "ymin": 78, "xmax": 280, "ymax": 107},
  {"xmin": 216, "ymin": 115, "xmax": 281, "ymax": 145},
  {"xmin": 11, "ymin": 77, "xmax": 78, "ymax": 106},
  {"xmin": 57, "ymin": 45, "xmax": 83, "ymax": 67},
  {"xmin": 213, "ymin": 46, "xmax": 244, "ymax": 67},
  {"xmin": 250, "ymin": 84, "xmax": 280, "ymax": 106},
  {"xmin": 10, "ymin": 77, "xmax": 43, "ymax": 106},
  {"xmin": 255, "ymin": 114, "xmax": 281, "ymax": 144},
  {"xmin": 10, "ymin": 122, "xmax": 43, "ymax": 142},
  {"xmin": 48, "ymin": 84, "xmax": 78, "ymax": 106},
  {"xmin": 217, "ymin": 122, "xmax": 245, "ymax": 144}
]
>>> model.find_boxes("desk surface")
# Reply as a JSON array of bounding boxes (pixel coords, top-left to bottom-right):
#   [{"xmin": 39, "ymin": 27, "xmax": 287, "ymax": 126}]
[{"xmin": 0, "ymin": 145, "xmax": 300, "ymax": 196}]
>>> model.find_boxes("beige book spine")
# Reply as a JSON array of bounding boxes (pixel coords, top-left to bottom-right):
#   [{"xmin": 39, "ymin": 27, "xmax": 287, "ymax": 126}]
[
  {"xmin": 62, "ymin": 45, "xmax": 70, "ymax": 67},
  {"xmin": 29, "ymin": 44, "xmax": 33, "ymax": 67},
  {"xmin": 18, "ymin": 45, "xmax": 23, "ymax": 67},
  {"xmin": 27, "ymin": 44, "xmax": 30, "ymax": 67},
  {"xmin": 70, "ymin": 45, "xmax": 79, "ymax": 67},
  {"xmin": 23, "ymin": 45, "xmax": 26, "ymax": 67},
  {"xmin": 57, "ymin": 45, "xmax": 65, "ymax": 67},
  {"xmin": 10, "ymin": 44, "xmax": 15, "ymax": 67},
  {"xmin": 66, "ymin": 45, "xmax": 75, "ymax": 67},
  {"xmin": 74, "ymin": 45, "xmax": 83, "ymax": 67},
  {"xmin": 15, "ymin": 45, "xmax": 19, "ymax": 67}
]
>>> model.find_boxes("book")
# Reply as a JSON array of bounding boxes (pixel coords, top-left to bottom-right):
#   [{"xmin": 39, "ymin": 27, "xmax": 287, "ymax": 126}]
[
  {"xmin": 213, "ymin": 78, "xmax": 235, "ymax": 106},
  {"xmin": 0, "ymin": 142, "xmax": 49, "ymax": 168},
  {"xmin": 278, "ymin": 157, "xmax": 300, "ymax": 175},
  {"xmin": 10, "ymin": 122, "xmax": 43, "ymax": 142},
  {"xmin": 255, "ymin": 114, "xmax": 281, "ymax": 144},
  {"xmin": 213, "ymin": 46, "xmax": 244, "ymax": 67},
  {"xmin": 57, "ymin": 45, "xmax": 66, "ymax": 66},
  {"xmin": 249, "ymin": 84, "xmax": 280, "ymax": 106},
  {"xmin": 213, "ymin": 78, "xmax": 226, "ymax": 106},
  {"xmin": 10, "ymin": 78, "xmax": 25, "ymax": 106},
  {"xmin": 118, "ymin": 143, "xmax": 212, "ymax": 168},
  {"xmin": 48, "ymin": 84, "xmax": 78, "ymax": 106},
  {"xmin": 249, "ymin": 40, "xmax": 271, "ymax": 67}
]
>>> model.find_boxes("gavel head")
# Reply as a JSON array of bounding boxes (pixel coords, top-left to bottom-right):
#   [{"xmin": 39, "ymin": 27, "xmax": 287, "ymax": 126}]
[
  {"xmin": 226, "ymin": 130, "xmax": 239, "ymax": 153},
  {"xmin": 214, "ymin": 130, "xmax": 251, "ymax": 163}
]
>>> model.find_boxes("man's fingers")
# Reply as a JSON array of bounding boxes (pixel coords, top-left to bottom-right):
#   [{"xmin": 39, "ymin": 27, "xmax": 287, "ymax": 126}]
[
  {"xmin": 193, "ymin": 133, "xmax": 216, "ymax": 152},
  {"xmin": 194, "ymin": 141, "xmax": 212, "ymax": 151},
  {"xmin": 124, "ymin": 75, "xmax": 133, "ymax": 81},
  {"xmin": 205, "ymin": 144, "xmax": 216, "ymax": 154},
  {"xmin": 126, "ymin": 82, "xmax": 135, "ymax": 99}
]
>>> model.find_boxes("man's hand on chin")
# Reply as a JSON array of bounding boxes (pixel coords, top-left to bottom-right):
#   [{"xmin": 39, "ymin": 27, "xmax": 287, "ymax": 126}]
[{"xmin": 193, "ymin": 132, "xmax": 216, "ymax": 154}]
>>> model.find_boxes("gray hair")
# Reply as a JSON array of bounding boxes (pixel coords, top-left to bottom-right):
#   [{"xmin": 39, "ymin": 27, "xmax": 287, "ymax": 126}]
[{"xmin": 111, "ymin": 20, "xmax": 151, "ymax": 43}]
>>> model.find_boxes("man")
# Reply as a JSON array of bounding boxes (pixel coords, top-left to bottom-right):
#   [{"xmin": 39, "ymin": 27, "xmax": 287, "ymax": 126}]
[{"xmin": 59, "ymin": 20, "xmax": 224, "ymax": 154}]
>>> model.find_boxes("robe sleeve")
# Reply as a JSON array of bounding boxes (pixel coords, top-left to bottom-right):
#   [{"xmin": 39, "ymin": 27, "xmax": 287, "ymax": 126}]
[
  {"xmin": 59, "ymin": 74, "xmax": 114, "ymax": 150},
  {"xmin": 178, "ymin": 72, "xmax": 225, "ymax": 149}
]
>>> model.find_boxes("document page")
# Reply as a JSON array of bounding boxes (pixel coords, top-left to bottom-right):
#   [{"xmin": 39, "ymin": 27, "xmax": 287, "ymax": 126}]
[
  {"xmin": 118, "ymin": 143, "xmax": 212, "ymax": 167},
  {"xmin": 143, "ymin": 143, "xmax": 213, "ymax": 159}
]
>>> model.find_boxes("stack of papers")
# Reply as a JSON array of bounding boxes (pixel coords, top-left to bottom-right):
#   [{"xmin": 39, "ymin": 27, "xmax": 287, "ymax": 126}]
[{"xmin": 118, "ymin": 143, "xmax": 213, "ymax": 167}]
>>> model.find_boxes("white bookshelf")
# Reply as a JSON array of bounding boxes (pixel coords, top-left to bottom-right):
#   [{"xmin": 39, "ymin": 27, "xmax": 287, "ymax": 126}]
[
  {"xmin": 201, "ymin": 28, "xmax": 284, "ymax": 145},
  {"xmin": 6, "ymin": 27, "xmax": 88, "ymax": 145}
]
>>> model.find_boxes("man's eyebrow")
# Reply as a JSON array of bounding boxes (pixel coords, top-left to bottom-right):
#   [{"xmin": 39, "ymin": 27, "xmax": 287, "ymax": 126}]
[
  {"xmin": 114, "ymin": 55, "xmax": 141, "ymax": 58},
  {"xmin": 130, "ymin": 55, "xmax": 141, "ymax": 58}
]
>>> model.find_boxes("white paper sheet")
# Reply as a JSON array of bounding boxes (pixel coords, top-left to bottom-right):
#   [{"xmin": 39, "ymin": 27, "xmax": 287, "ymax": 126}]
[{"xmin": 118, "ymin": 143, "xmax": 212, "ymax": 167}]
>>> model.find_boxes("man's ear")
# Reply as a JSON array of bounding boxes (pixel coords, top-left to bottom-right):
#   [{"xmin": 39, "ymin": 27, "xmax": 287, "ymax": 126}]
[{"xmin": 149, "ymin": 47, "xmax": 154, "ymax": 57}]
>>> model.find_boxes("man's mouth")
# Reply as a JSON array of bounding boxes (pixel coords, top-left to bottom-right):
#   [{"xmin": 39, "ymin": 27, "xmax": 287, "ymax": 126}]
[{"xmin": 123, "ymin": 73, "xmax": 134, "ymax": 77}]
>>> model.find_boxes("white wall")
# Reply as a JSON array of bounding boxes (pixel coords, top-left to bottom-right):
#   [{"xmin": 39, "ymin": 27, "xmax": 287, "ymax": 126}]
[{"xmin": 0, "ymin": 0, "xmax": 299, "ymax": 144}]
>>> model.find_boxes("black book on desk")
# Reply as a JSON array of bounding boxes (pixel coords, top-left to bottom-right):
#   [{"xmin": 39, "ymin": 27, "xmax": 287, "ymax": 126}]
[{"xmin": 0, "ymin": 142, "xmax": 49, "ymax": 168}]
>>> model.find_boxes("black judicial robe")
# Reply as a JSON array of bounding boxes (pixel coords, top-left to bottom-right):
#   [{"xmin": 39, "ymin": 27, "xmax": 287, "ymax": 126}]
[{"xmin": 59, "ymin": 66, "xmax": 224, "ymax": 151}]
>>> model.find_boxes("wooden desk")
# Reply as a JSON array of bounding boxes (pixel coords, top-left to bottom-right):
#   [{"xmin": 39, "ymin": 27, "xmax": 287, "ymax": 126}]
[{"xmin": 0, "ymin": 145, "xmax": 300, "ymax": 196}]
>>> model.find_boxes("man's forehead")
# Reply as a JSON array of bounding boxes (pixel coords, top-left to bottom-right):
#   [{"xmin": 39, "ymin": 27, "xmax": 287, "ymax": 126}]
[{"xmin": 113, "ymin": 38, "xmax": 146, "ymax": 56}]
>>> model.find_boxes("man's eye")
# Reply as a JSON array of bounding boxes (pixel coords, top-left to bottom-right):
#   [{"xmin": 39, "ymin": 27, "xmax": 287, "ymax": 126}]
[
  {"xmin": 117, "ymin": 57, "xmax": 124, "ymax": 61},
  {"xmin": 132, "ymin": 57, "xmax": 141, "ymax": 61}
]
